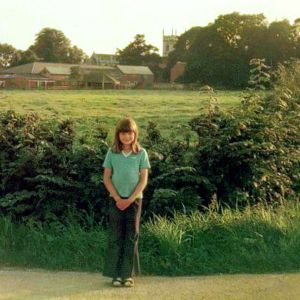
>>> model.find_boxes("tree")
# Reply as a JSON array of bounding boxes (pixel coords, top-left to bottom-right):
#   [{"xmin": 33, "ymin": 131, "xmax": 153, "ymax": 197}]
[
  {"xmin": 183, "ymin": 13, "xmax": 269, "ymax": 88},
  {"xmin": 117, "ymin": 34, "xmax": 161, "ymax": 77},
  {"xmin": 166, "ymin": 26, "xmax": 202, "ymax": 79},
  {"xmin": 0, "ymin": 43, "xmax": 18, "ymax": 68},
  {"xmin": 31, "ymin": 28, "xmax": 87, "ymax": 63},
  {"xmin": 172, "ymin": 13, "xmax": 300, "ymax": 88},
  {"xmin": 67, "ymin": 46, "xmax": 89, "ymax": 64},
  {"xmin": 10, "ymin": 48, "xmax": 39, "ymax": 67},
  {"xmin": 265, "ymin": 20, "xmax": 296, "ymax": 66},
  {"xmin": 31, "ymin": 28, "xmax": 71, "ymax": 62},
  {"xmin": 214, "ymin": 12, "xmax": 267, "ymax": 48}
]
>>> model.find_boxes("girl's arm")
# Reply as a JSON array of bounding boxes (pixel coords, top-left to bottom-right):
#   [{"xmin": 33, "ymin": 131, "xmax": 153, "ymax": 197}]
[
  {"xmin": 103, "ymin": 168, "xmax": 122, "ymax": 202},
  {"xmin": 128, "ymin": 168, "xmax": 149, "ymax": 202}
]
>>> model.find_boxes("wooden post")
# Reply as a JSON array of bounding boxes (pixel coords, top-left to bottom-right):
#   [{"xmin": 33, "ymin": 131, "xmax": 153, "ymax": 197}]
[{"xmin": 102, "ymin": 73, "xmax": 105, "ymax": 89}]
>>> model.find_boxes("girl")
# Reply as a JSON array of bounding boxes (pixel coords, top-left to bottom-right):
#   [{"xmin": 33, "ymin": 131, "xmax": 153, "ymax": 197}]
[{"xmin": 102, "ymin": 117, "xmax": 151, "ymax": 287}]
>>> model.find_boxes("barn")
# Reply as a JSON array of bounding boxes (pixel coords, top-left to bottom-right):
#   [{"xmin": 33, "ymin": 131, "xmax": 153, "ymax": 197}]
[
  {"xmin": 1, "ymin": 62, "xmax": 154, "ymax": 89},
  {"xmin": 0, "ymin": 73, "xmax": 55, "ymax": 89},
  {"xmin": 1, "ymin": 62, "xmax": 117, "ymax": 89},
  {"xmin": 117, "ymin": 65, "xmax": 154, "ymax": 88}
]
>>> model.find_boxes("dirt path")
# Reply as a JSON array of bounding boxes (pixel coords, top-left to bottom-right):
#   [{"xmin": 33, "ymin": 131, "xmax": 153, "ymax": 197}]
[{"xmin": 0, "ymin": 268, "xmax": 300, "ymax": 300}]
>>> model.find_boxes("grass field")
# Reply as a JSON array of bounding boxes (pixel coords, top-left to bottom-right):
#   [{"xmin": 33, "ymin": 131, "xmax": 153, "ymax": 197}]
[{"xmin": 0, "ymin": 89, "xmax": 242, "ymax": 140}]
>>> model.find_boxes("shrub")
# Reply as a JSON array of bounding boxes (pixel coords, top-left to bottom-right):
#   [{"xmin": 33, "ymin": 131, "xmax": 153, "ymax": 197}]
[
  {"xmin": 189, "ymin": 60, "xmax": 300, "ymax": 208},
  {"xmin": 0, "ymin": 110, "xmax": 110, "ymax": 224}
]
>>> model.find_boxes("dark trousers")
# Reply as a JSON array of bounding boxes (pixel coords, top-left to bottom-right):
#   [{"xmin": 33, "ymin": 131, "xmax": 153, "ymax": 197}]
[{"xmin": 103, "ymin": 198, "xmax": 142, "ymax": 278}]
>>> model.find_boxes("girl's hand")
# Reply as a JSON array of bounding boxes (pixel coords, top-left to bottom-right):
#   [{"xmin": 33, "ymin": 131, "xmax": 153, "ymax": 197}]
[{"xmin": 116, "ymin": 198, "xmax": 134, "ymax": 211}]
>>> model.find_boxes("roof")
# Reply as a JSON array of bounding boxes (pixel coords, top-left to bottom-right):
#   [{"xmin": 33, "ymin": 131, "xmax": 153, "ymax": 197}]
[
  {"xmin": 0, "ymin": 74, "xmax": 16, "ymax": 79},
  {"xmin": 2, "ymin": 63, "xmax": 34, "ymax": 74},
  {"xmin": 92, "ymin": 53, "xmax": 118, "ymax": 58},
  {"xmin": 0, "ymin": 73, "xmax": 55, "ymax": 81},
  {"xmin": 117, "ymin": 65, "xmax": 153, "ymax": 75},
  {"xmin": 3, "ymin": 62, "xmax": 115, "ymax": 75}
]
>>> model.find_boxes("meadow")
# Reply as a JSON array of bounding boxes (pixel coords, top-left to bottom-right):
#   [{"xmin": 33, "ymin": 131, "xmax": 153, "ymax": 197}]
[{"xmin": 0, "ymin": 89, "xmax": 242, "ymax": 141}]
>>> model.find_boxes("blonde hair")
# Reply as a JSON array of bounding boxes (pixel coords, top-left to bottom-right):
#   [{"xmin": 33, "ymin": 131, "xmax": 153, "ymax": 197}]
[{"xmin": 112, "ymin": 117, "xmax": 141, "ymax": 154}]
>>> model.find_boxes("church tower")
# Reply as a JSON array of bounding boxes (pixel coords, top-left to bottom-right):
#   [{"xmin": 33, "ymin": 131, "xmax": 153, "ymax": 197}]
[{"xmin": 162, "ymin": 29, "xmax": 178, "ymax": 57}]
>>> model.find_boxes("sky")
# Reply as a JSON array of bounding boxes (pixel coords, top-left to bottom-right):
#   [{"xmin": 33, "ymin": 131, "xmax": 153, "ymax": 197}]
[{"xmin": 1, "ymin": 0, "xmax": 299, "ymax": 56}]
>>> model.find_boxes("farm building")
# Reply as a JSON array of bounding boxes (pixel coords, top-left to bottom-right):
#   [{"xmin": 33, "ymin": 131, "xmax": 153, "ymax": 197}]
[
  {"xmin": 170, "ymin": 61, "xmax": 186, "ymax": 82},
  {"xmin": 90, "ymin": 53, "xmax": 119, "ymax": 65},
  {"xmin": 117, "ymin": 65, "xmax": 154, "ymax": 89},
  {"xmin": 0, "ymin": 62, "xmax": 154, "ymax": 89},
  {"xmin": 0, "ymin": 74, "xmax": 55, "ymax": 89}
]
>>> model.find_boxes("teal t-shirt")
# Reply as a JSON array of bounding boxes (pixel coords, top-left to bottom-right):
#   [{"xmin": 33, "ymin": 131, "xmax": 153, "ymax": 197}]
[{"xmin": 102, "ymin": 147, "xmax": 151, "ymax": 198}]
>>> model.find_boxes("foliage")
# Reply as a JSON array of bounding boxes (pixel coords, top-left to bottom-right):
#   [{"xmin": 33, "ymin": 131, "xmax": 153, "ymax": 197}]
[
  {"xmin": 188, "ymin": 61, "xmax": 300, "ymax": 207},
  {"xmin": 30, "ymin": 28, "xmax": 87, "ymax": 63},
  {"xmin": 117, "ymin": 34, "xmax": 162, "ymax": 78},
  {"xmin": 0, "ymin": 43, "xmax": 18, "ymax": 68},
  {"xmin": 140, "ymin": 201, "xmax": 300, "ymax": 275},
  {"xmin": 0, "ymin": 110, "xmax": 109, "ymax": 224},
  {"xmin": 171, "ymin": 13, "xmax": 300, "ymax": 88},
  {"xmin": 11, "ymin": 49, "xmax": 39, "ymax": 66},
  {"xmin": 2, "ymin": 202, "xmax": 300, "ymax": 275},
  {"xmin": 1, "ymin": 28, "xmax": 88, "ymax": 67},
  {"xmin": 248, "ymin": 58, "xmax": 271, "ymax": 90}
]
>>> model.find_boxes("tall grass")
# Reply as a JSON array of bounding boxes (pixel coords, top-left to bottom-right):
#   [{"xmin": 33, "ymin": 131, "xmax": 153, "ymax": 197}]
[
  {"xmin": 1, "ymin": 201, "xmax": 299, "ymax": 275},
  {"xmin": 0, "ymin": 217, "xmax": 107, "ymax": 272},
  {"xmin": 140, "ymin": 201, "xmax": 300, "ymax": 275}
]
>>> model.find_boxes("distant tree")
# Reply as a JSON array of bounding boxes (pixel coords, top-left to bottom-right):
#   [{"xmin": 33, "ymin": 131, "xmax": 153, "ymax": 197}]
[
  {"xmin": 173, "ymin": 12, "xmax": 300, "ymax": 88},
  {"xmin": 166, "ymin": 27, "xmax": 202, "ymax": 79},
  {"xmin": 214, "ymin": 12, "xmax": 267, "ymax": 48},
  {"xmin": 10, "ymin": 48, "xmax": 39, "ymax": 66},
  {"xmin": 31, "ymin": 28, "xmax": 87, "ymax": 63},
  {"xmin": 31, "ymin": 28, "xmax": 71, "ymax": 62},
  {"xmin": 117, "ymin": 34, "xmax": 161, "ymax": 78},
  {"xmin": 67, "ymin": 46, "xmax": 89, "ymax": 64},
  {"xmin": 117, "ymin": 34, "xmax": 159, "ymax": 64},
  {"xmin": 265, "ymin": 20, "xmax": 297, "ymax": 66},
  {"xmin": 0, "ymin": 43, "xmax": 18, "ymax": 68}
]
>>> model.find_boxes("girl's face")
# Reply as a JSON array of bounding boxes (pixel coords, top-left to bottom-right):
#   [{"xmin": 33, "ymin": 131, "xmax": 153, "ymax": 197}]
[{"xmin": 119, "ymin": 131, "xmax": 135, "ymax": 147}]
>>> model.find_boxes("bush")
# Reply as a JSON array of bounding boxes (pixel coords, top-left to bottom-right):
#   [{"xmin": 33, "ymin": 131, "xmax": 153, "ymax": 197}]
[
  {"xmin": 0, "ymin": 110, "xmax": 110, "ymax": 224},
  {"xmin": 188, "ymin": 60, "xmax": 300, "ymax": 207}
]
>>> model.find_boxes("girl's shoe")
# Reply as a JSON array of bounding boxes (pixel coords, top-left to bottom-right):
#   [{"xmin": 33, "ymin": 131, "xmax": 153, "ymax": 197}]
[
  {"xmin": 123, "ymin": 277, "xmax": 134, "ymax": 287},
  {"xmin": 112, "ymin": 277, "xmax": 122, "ymax": 287}
]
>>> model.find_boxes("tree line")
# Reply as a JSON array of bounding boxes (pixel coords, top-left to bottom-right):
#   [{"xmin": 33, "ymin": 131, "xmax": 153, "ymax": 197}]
[
  {"xmin": 0, "ymin": 28, "xmax": 89, "ymax": 68},
  {"xmin": 169, "ymin": 12, "xmax": 300, "ymax": 88}
]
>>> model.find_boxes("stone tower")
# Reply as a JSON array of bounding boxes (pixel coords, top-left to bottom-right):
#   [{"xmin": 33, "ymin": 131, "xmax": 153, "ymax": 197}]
[{"xmin": 162, "ymin": 29, "xmax": 178, "ymax": 57}]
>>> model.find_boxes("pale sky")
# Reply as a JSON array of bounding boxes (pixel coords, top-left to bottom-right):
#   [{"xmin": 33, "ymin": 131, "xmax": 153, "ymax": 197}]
[{"xmin": 1, "ymin": 0, "xmax": 299, "ymax": 56}]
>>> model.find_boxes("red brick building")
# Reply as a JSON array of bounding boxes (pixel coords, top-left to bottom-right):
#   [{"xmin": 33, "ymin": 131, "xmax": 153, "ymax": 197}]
[
  {"xmin": 170, "ymin": 61, "xmax": 186, "ymax": 82},
  {"xmin": 1, "ymin": 62, "xmax": 154, "ymax": 89},
  {"xmin": 0, "ymin": 74, "xmax": 55, "ymax": 89}
]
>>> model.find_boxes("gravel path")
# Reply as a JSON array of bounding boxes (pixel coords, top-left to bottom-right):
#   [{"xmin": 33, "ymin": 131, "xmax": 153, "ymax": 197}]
[{"xmin": 1, "ymin": 268, "xmax": 300, "ymax": 299}]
